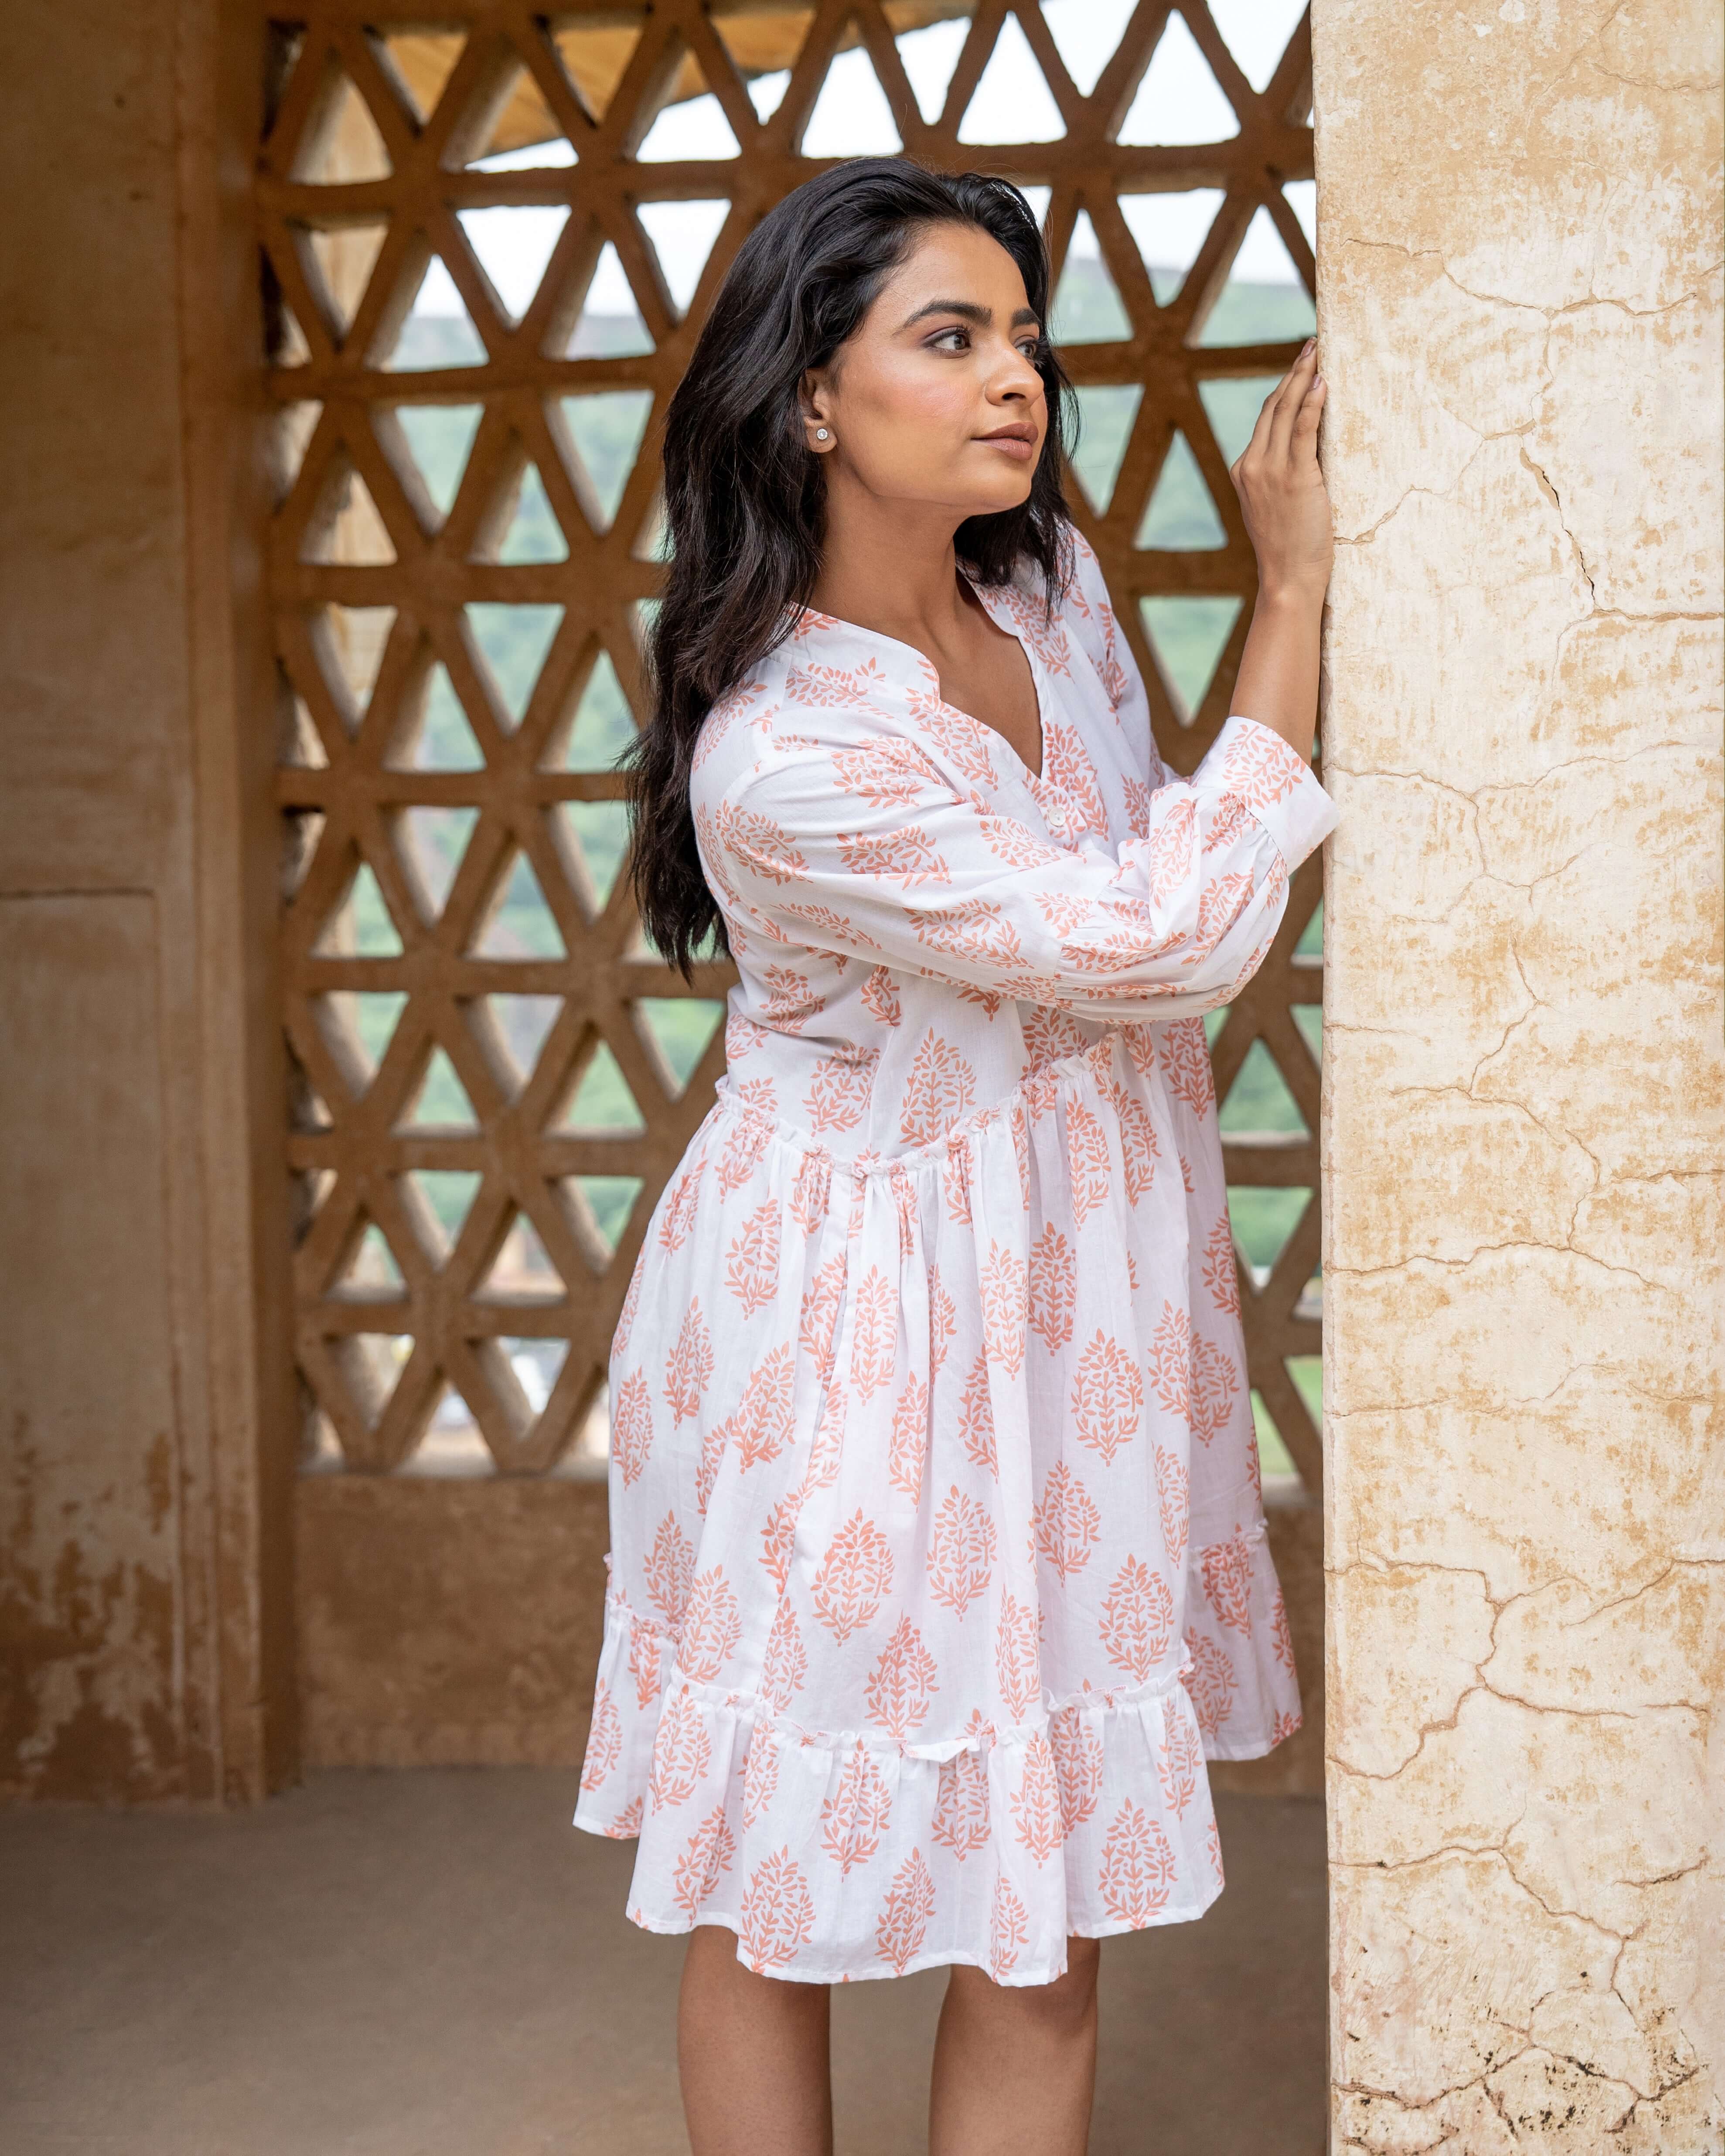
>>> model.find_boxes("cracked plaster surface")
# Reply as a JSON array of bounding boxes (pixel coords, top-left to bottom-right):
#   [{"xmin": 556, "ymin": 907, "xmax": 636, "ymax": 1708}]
[{"xmin": 1312, "ymin": 0, "xmax": 1722, "ymax": 2145}]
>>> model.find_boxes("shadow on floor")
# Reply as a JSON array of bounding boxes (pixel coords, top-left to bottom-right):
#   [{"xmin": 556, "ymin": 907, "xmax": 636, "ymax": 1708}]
[{"xmin": 1, "ymin": 1771, "xmax": 1325, "ymax": 2155}]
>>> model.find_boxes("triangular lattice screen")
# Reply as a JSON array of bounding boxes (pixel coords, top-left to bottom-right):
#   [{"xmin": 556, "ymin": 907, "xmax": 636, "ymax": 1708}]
[{"xmin": 265, "ymin": 0, "xmax": 1322, "ymax": 1490}]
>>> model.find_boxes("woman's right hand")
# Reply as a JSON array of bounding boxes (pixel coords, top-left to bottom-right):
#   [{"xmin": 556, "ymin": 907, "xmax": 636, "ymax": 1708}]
[{"xmin": 1229, "ymin": 341, "xmax": 1333, "ymax": 605}]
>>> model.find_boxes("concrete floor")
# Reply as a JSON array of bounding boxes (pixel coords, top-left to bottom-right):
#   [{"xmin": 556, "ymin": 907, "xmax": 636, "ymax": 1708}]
[{"xmin": 1, "ymin": 1772, "xmax": 1326, "ymax": 2156}]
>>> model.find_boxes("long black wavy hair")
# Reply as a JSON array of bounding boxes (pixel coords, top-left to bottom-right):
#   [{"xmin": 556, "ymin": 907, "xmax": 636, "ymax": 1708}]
[{"xmin": 624, "ymin": 157, "xmax": 1077, "ymax": 976}]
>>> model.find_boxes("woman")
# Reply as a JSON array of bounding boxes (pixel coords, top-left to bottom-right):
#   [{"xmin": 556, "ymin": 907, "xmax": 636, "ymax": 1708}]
[{"xmin": 576, "ymin": 158, "xmax": 1336, "ymax": 2154}]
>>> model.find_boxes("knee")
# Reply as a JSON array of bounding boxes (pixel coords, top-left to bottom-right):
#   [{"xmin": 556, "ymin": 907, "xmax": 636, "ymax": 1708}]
[{"xmin": 954, "ymin": 1937, "xmax": 1100, "ymax": 2040}]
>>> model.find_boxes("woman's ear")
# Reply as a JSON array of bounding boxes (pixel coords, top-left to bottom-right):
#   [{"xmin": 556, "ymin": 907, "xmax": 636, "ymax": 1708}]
[{"xmin": 799, "ymin": 369, "xmax": 835, "ymax": 452}]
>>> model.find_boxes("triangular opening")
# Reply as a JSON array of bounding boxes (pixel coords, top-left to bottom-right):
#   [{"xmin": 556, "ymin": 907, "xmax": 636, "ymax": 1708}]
[
  {"xmin": 471, "ymin": 848, "xmax": 568, "ymax": 959},
  {"xmin": 315, "ymin": 989, "xmax": 409, "ymax": 1091},
  {"xmin": 1220, "ymin": 1040, "xmax": 1310, "ymax": 1139},
  {"xmin": 316, "ymin": 603, "xmax": 396, "ymax": 722},
  {"xmin": 463, "ymin": 55, "xmax": 577, "ymax": 170},
  {"xmin": 1226, "ymin": 1185, "xmax": 1312, "ymax": 1287},
  {"xmin": 284, "ymin": 809, "xmax": 326, "ymax": 903},
  {"xmin": 392, "ymin": 403, "xmax": 483, "ymax": 522},
  {"xmin": 556, "ymin": 389, "xmax": 654, "ymax": 532},
  {"xmin": 1197, "ymin": 375, "xmax": 1282, "ymax": 467},
  {"xmin": 1068, "ymin": 385, "xmax": 1142, "ymax": 513},
  {"xmin": 712, "ymin": 3, "xmax": 815, "ymax": 120},
  {"xmin": 557, "ymin": 1038, "xmax": 647, "ymax": 1135},
  {"xmin": 396, "ymin": 1043, "xmax": 480, "ymax": 1132},
  {"xmin": 893, "ymin": 15, "xmax": 968, "ymax": 125},
  {"xmin": 464, "ymin": 603, "xmax": 564, "ymax": 728},
  {"xmin": 1292, "ymin": 1006, "xmax": 1322, "ymax": 1067},
  {"xmin": 1286, "ymin": 1354, "xmax": 1323, "ymax": 1433},
  {"xmin": 637, "ymin": 49, "xmax": 742, "ymax": 161},
  {"xmin": 958, "ymin": 14, "xmax": 1064, "ymax": 142},
  {"xmin": 270, "ymin": 401, "xmax": 323, "ymax": 506},
  {"xmin": 1295, "ymin": 896, "xmax": 1323, "ymax": 961},
  {"xmin": 1138, "ymin": 594, "xmax": 1242, "ymax": 722},
  {"xmin": 1116, "ymin": 12, "xmax": 1238, "ymax": 145},
  {"xmin": 1135, "ymin": 430, "xmax": 1227, "ymax": 550},
  {"xmin": 560, "ymin": 1176, "xmax": 644, "ymax": 1268},
  {"xmin": 551, "ymin": 12, "xmax": 646, "ymax": 123},
  {"xmin": 396, "ymin": 805, "xmax": 479, "ymax": 921},
  {"xmin": 298, "ymin": 219, "xmax": 389, "ymax": 339},
  {"xmin": 315, "ymin": 858, "xmax": 404, "ymax": 958},
  {"xmin": 1210, "ymin": 0, "xmax": 1308, "ymax": 93},
  {"xmin": 632, "ymin": 491, "xmax": 672, "ymax": 565},
  {"xmin": 632, "ymin": 597, "xmax": 662, "ymax": 652},
  {"xmin": 1039, "ymin": 0, "xmax": 1136, "ymax": 97},
  {"xmin": 333, "ymin": 1214, "xmax": 407, "ymax": 1299},
  {"xmin": 559, "ymin": 650, "xmax": 636, "ymax": 771},
  {"xmin": 300, "ymin": 457, "xmax": 395, "ymax": 566},
  {"xmin": 498, "ymin": 1337, "xmax": 570, "ymax": 1421},
  {"xmin": 486, "ymin": 458, "xmax": 569, "ymax": 565},
  {"xmin": 274, "ymin": 298, "xmax": 313, "ymax": 367},
  {"xmin": 1295, "ymin": 1271, "xmax": 1322, "ymax": 1322},
  {"xmin": 632, "ymin": 998, "xmax": 726, "ymax": 1097},
  {"xmin": 293, "ymin": 69, "xmax": 392, "ymax": 184},
  {"xmin": 481, "ymin": 994, "xmax": 562, "ymax": 1092},
  {"xmin": 1118, "ymin": 188, "xmax": 1226, "ymax": 305},
  {"xmin": 636, "ymin": 198, "xmax": 730, "ymax": 317},
  {"xmin": 801, "ymin": 36, "xmax": 902, "ymax": 156},
  {"xmin": 398, "ymin": 1385, "xmax": 496, "ymax": 1477},
  {"xmin": 1249, "ymin": 1389, "xmax": 1303, "ymax": 1491},
  {"xmin": 1197, "ymin": 204, "xmax": 1316, "ymax": 349},
  {"xmin": 555, "ymin": 802, "xmax": 631, "ymax": 919},
  {"xmin": 388, "ymin": 662, "xmax": 486, "ymax": 772},
  {"xmin": 379, "ymin": 30, "xmax": 465, "ymax": 126},
  {"xmin": 332, "ymin": 1333, "xmax": 414, "ymax": 1431},
  {"xmin": 470, "ymin": 134, "xmax": 577, "ymax": 174},
  {"xmin": 456, "ymin": 205, "xmax": 570, "ymax": 325},
  {"xmin": 477, "ymin": 1209, "xmax": 567, "ymax": 1302},
  {"xmin": 1050, "ymin": 210, "xmax": 1132, "ymax": 344},
  {"xmin": 383, "ymin": 254, "xmax": 489, "ymax": 372},
  {"xmin": 283, "ymin": 693, "xmax": 328, "ymax": 769},
  {"xmin": 563, "ymin": 239, "xmax": 655, "ymax": 358},
  {"xmin": 402, "ymin": 1169, "xmax": 483, "ymax": 1258},
  {"xmin": 1284, "ymin": 181, "xmax": 1316, "ymax": 254}
]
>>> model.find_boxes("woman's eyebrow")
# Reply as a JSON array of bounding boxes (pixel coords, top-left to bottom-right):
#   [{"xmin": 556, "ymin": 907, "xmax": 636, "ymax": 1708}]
[{"xmin": 897, "ymin": 299, "xmax": 1041, "ymax": 331}]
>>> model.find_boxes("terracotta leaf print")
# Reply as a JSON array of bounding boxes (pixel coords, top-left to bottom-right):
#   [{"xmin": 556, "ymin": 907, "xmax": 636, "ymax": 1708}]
[
  {"xmin": 1185, "ymin": 1629, "xmax": 1239, "ymax": 1740},
  {"xmin": 1217, "ymin": 722, "xmax": 1306, "ymax": 811},
  {"xmin": 927, "ymin": 1268, "xmax": 957, "ymax": 1371},
  {"xmin": 1196, "ymin": 870, "xmax": 1254, "ymax": 951},
  {"xmin": 859, "ymin": 965, "xmax": 902, "ymax": 1027},
  {"xmin": 979, "ymin": 1242, "xmax": 1028, "ymax": 1378},
  {"xmin": 1272, "ymin": 1706, "xmax": 1302, "ymax": 1746},
  {"xmin": 866, "ymin": 1614, "xmax": 939, "ymax": 1739},
  {"xmin": 926, "ymin": 1487, "xmax": 998, "ymax": 1617},
  {"xmin": 579, "ymin": 1681, "xmax": 620, "ymax": 1791},
  {"xmin": 790, "ymin": 1148, "xmax": 832, "ymax": 1233},
  {"xmin": 898, "ymin": 1028, "xmax": 977, "ymax": 1147},
  {"xmin": 759, "ymin": 962, "xmax": 821, "ymax": 1033},
  {"xmin": 1270, "ymin": 1586, "xmax": 1298, "ymax": 1678},
  {"xmin": 981, "ymin": 815, "xmax": 1065, "ymax": 871},
  {"xmin": 1036, "ymin": 886, "xmax": 1096, "ymax": 938},
  {"xmin": 904, "ymin": 687, "xmax": 998, "ymax": 786},
  {"xmin": 913, "ymin": 897, "xmax": 1024, "ymax": 969},
  {"xmin": 679, "ymin": 1568, "xmax": 743, "ymax": 1684},
  {"xmin": 989, "ymin": 1875, "xmax": 1030, "ymax": 1981},
  {"xmin": 760, "ymin": 1599, "xmax": 808, "ymax": 1710},
  {"xmin": 804, "ymin": 1389, "xmax": 845, "ymax": 1494},
  {"xmin": 606, "ymin": 1794, "xmax": 644, "ymax": 1841},
  {"xmin": 616, "ymin": 1247, "xmax": 647, "ymax": 1354},
  {"xmin": 1106, "ymin": 1078, "xmax": 1160, "ymax": 1203},
  {"xmin": 1191, "ymin": 1331, "xmax": 1241, "ymax": 1445},
  {"xmin": 1043, "ymin": 719, "xmax": 1108, "ymax": 834},
  {"xmin": 1206, "ymin": 1816, "xmax": 1226, "ymax": 1886},
  {"xmin": 1033, "ymin": 1462, "xmax": 1101, "ymax": 1583},
  {"xmin": 644, "ymin": 1514, "xmax": 695, "ymax": 1633},
  {"xmin": 742, "ymin": 1731, "xmax": 779, "ymax": 1828},
  {"xmin": 1147, "ymin": 1302, "xmax": 1195, "ymax": 1420},
  {"xmin": 715, "ymin": 1345, "xmax": 796, "ymax": 1479},
  {"xmin": 1028, "ymin": 1224, "xmax": 1077, "ymax": 1351},
  {"xmin": 1204, "ymin": 793, "xmax": 1254, "ymax": 853},
  {"xmin": 611, "ymin": 1371, "xmax": 653, "ymax": 1488},
  {"xmin": 665, "ymin": 1300, "xmax": 715, "ymax": 1424},
  {"xmin": 1200, "ymin": 1531, "xmax": 1256, "ymax": 1636},
  {"xmin": 876, "ymin": 1848, "xmax": 936, "ymax": 1974},
  {"xmin": 833, "ymin": 736, "xmax": 947, "ymax": 807},
  {"xmin": 1160, "ymin": 1019, "xmax": 1215, "ymax": 1113},
  {"xmin": 849, "ymin": 1265, "xmax": 896, "ymax": 1399},
  {"xmin": 812, "ymin": 1511, "xmax": 894, "ymax": 1644},
  {"xmin": 798, "ymin": 1254, "xmax": 846, "ymax": 1382},
  {"xmin": 888, "ymin": 1372, "xmax": 930, "ymax": 1502},
  {"xmin": 1148, "ymin": 796, "xmax": 1196, "ymax": 903},
  {"xmin": 994, "ymin": 1594, "xmax": 1041, "ymax": 1723},
  {"xmin": 1157, "ymin": 1707, "xmax": 1202, "ymax": 1817},
  {"xmin": 1022, "ymin": 1004, "xmax": 1091, "ymax": 1072},
  {"xmin": 1010, "ymin": 1730, "xmax": 1065, "ymax": 1866},
  {"xmin": 717, "ymin": 1101, "xmax": 774, "ymax": 1194},
  {"xmin": 932, "ymin": 1725, "xmax": 992, "ymax": 1858},
  {"xmin": 1070, "ymin": 1331, "xmax": 1145, "ymax": 1465},
  {"xmin": 957, "ymin": 1351, "xmax": 997, "ymax": 1475},
  {"xmin": 783, "ymin": 652, "xmax": 886, "ymax": 703},
  {"xmin": 1201, "ymin": 1214, "xmax": 1241, "ymax": 1316},
  {"xmin": 819, "ymin": 1741, "xmax": 893, "ymax": 1875},
  {"xmin": 1065, "ymin": 1099, "xmax": 1112, "ymax": 1225},
  {"xmin": 760, "ymin": 1492, "xmax": 800, "ymax": 1591},
  {"xmin": 1050, "ymin": 1706, "xmax": 1104, "ymax": 1832},
  {"xmin": 805, "ymin": 1046, "xmax": 876, "ymax": 1134},
  {"xmin": 941, "ymin": 1143, "xmax": 972, "ymax": 1225},
  {"xmin": 1154, "ymin": 1445, "xmax": 1190, "ymax": 1571},
  {"xmin": 716, "ymin": 796, "xmax": 809, "ymax": 885},
  {"xmin": 657, "ymin": 1160, "xmax": 703, "ymax": 1252},
  {"xmin": 724, "ymin": 1201, "xmax": 781, "ymax": 1317},
  {"xmin": 836, "ymin": 823, "xmax": 951, "ymax": 887},
  {"xmin": 1098, "ymin": 1800, "xmax": 1176, "ymax": 1925},
  {"xmin": 1123, "ymin": 773, "xmax": 1152, "ymax": 837},
  {"xmin": 627, "ymin": 1621, "xmax": 663, "ymax": 1712},
  {"xmin": 1099, "ymin": 1555, "xmax": 1175, "ymax": 1682},
  {"xmin": 672, "ymin": 1804, "xmax": 736, "ymax": 1920},
  {"xmin": 648, "ymin": 1688, "xmax": 712, "ymax": 1811},
  {"xmin": 738, "ymin": 1849, "xmax": 817, "ymax": 1973}
]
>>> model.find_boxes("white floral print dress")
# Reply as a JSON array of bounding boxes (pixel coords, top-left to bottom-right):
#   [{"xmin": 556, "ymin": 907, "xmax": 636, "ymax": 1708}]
[{"xmin": 574, "ymin": 530, "xmax": 1338, "ymax": 1985}]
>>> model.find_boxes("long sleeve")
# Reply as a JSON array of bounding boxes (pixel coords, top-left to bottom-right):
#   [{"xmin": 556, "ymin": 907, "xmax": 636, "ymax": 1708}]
[{"xmin": 699, "ymin": 711, "xmax": 1337, "ymax": 1024}]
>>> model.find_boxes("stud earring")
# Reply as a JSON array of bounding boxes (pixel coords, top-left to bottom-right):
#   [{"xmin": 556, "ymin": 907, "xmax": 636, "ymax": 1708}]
[{"xmin": 815, "ymin": 428, "xmax": 829, "ymax": 441}]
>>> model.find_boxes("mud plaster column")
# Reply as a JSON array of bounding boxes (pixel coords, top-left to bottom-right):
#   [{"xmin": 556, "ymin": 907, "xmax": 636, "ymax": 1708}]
[{"xmin": 1311, "ymin": 1, "xmax": 1723, "ymax": 2146}]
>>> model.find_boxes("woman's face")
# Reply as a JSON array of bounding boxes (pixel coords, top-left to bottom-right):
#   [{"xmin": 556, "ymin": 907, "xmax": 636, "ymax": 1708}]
[{"xmin": 801, "ymin": 220, "xmax": 1048, "ymax": 519}]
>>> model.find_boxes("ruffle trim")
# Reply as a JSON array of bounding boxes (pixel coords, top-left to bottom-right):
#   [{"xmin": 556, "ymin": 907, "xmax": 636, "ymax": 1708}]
[{"xmin": 574, "ymin": 1600, "xmax": 1236, "ymax": 1987}]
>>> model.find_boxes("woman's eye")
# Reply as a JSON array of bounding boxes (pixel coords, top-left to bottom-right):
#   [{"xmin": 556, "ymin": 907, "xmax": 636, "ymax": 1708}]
[{"xmin": 930, "ymin": 327, "xmax": 970, "ymax": 351}]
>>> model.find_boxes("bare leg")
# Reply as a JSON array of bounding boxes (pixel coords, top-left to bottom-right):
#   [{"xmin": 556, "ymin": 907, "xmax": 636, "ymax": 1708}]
[
  {"xmin": 678, "ymin": 1924, "xmax": 834, "ymax": 2156},
  {"xmin": 928, "ymin": 1937, "xmax": 1101, "ymax": 2156}
]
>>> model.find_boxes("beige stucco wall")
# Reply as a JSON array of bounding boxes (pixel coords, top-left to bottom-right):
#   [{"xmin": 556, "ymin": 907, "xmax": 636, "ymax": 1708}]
[{"xmin": 1313, "ymin": 0, "xmax": 1724, "ymax": 2146}]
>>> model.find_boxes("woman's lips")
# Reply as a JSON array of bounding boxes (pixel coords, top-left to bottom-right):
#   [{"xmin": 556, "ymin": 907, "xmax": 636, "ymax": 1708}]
[{"xmin": 976, "ymin": 426, "xmax": 1040, "ymax": 462}]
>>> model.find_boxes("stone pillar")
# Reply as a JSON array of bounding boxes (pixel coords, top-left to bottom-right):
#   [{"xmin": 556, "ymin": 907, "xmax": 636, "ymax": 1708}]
[
  {"xmin": 1314, "ymin": 0, "xmax": 1722, "ymax": 2144},
  {"xmin": 0, "ymin": 0, "xmax": 293, "ymax": 1800}
]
